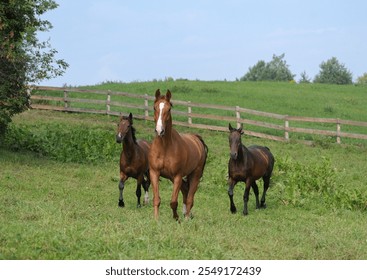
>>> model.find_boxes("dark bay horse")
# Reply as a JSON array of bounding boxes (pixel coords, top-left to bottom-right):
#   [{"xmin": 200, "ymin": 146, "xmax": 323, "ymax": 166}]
[
  {"xmin": 116, "ymin": 113, "xmax": 150, "ymax": 208},
  {"xmin": 228, "ymin": 123, "xmax": 275, "ymax": 216},
  {"xmin": 149, "ymin": 89, "xmax": 208, "ymax": 220}
]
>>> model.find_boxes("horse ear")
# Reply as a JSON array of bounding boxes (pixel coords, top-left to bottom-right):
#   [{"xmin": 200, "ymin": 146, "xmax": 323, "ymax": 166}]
[
  {"xmin": 155, "ymin": 89, "xmax": 161, "ymax": 100},
  {"xmin": 166, "ymin": 90, "xmax": 172, "ymax": 102},
  {"xmin": 128, "ymin": 112, "xmax": 133, "ymax": 124},
  {"xmin": 238, "ymin": 124, "xmax": 244, "ymax": 134},
  {"xmin": 228, "ymin": 123, "xmax": 234, "ymax": 131}
]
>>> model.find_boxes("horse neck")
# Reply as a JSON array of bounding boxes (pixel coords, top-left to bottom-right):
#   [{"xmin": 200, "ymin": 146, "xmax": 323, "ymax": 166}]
[
  {"xmin": 122, "ymin": 129, "xmax": 136, "ymax": 158},
  {"xmin": 162, "ymin": 116, "xmax": 174, "ymax": 141},
  {"xmin": 237, "ymin": 143, "xmax": 249, "ymax": 162}
]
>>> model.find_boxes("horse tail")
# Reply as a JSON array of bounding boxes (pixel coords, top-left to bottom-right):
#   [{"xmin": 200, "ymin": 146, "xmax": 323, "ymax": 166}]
[{"xmin": 194, "ymin": 134, "xmax": 209, "ymax": 172}]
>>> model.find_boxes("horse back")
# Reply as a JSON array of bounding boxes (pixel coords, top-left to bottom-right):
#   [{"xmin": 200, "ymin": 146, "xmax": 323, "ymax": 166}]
[
  {"xmin": 180, "ymin": 133, "xmax": 208, "ymax": 164},
  {"xmin": 248, "ymin": 145, "xmax": 275, "ymax": 176}
]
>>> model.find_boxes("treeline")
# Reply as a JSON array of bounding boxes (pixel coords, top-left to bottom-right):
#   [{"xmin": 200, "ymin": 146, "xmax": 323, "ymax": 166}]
[{"xmin": 239, "ymin": 53, "xmax": 367, "ymax": 85}]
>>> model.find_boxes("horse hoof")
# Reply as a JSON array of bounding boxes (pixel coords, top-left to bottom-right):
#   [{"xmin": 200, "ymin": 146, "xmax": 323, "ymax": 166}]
[
  {"xmin": 230, "ymin": 206, "xmax": 237, "ymax": 214},
  {"xmin": 261, "ymin": 203, "xmax": 267, "ymax": 209},
  {"xmin": 184, "ymin": 213, "xmax": 194, "ymax": 220},
  {"xmin": 242, "ymin": 211, "xmax": 248, "ymax": 216},
  {"xmin": 118, "ymin": 200, "xmax": 125, "ymax": 207},
  {"xmin": 137, "ymin": 204, "xmax": 142, "ymax": 208}
]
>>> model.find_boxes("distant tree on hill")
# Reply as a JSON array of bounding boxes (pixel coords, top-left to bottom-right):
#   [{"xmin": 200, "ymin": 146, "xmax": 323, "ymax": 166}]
[
  {"xmin": 299, "ymin": 71, "xmax": 311, "ymax": 83},
  {"xmin": 0, "ymin": 0, "xmax": 68, "ymax": 137},
  {"xmin": 313, "ymin": 57, "xmax": 352, "ymax": 85},
  {"xmin": 356, "ymin": 73, "xmax": 367, "ymax": 85},
  {"xmin": 240, "ymin": 54, "xmax": 295, "ymax": 82}
]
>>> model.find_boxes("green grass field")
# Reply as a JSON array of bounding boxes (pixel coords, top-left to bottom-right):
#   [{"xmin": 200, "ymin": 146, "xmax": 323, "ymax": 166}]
[{"xmin": 1, "ymin": 81, "xmax": 367, "ymax": 259}]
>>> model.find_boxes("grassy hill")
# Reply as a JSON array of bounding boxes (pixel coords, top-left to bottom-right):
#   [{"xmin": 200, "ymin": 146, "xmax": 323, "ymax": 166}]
[{"xmin": 83, "ymin": 80, "xmax": 367, "ymax": 121}]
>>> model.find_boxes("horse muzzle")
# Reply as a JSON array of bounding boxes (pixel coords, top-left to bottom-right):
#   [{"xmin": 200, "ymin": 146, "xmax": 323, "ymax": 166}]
[
  {"xmin": 230, "ymin": 152, "xmax": 238, "ymax": 160},
  {"xmin": 155, "ymin": 128, "xmax": 165, "ymax": 137},
  {"xmin": 116, "ymin": 133, "xmax": 124, "ymax": 143},
  {"xmin": 155, "ymin": 123, "xmax": 165, "ymax": 137}
]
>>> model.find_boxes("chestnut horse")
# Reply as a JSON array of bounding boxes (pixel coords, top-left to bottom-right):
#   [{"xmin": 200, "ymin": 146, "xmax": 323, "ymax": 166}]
[
  {"xmin": 116, "ymin": 113, "xmax": 150, "ymax": 208},
  {"xmin": 228, "ymin": 123, "xmax": 275, "ymax": 216},
  {"xmin": 149, "ymin": 89, "xmax": 208, "ymax": 220}
]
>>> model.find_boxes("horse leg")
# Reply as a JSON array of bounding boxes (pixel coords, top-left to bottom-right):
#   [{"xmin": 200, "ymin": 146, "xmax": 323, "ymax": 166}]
[
  {"xmin": 135, "ymin": 176, "xmax": 143, "ymax": 208},
  {"xmin": 118, "ymin": 181, "xmax": 125, "ymax": 207},
  {"xmin": 180, "ymin": 178, "xmax": 189, "ymax": 216},
  {"xmin": 170, "ymin": 176, "xmax": 182, "ymax": 221},
  {"xmin": 228, "ymin": 177, "xmax": 237, "ymax": 214},
  {"xmin": 118, "ymin": 172, "xmax": 127, "ymax": 207},
  {"xmin": 150, "ymin": 170, "xmax": 161, "ymax": 220},
  {"xmin": 261, "ymin": 176, "xmax": 270, "ymax": 208},
  {"xmin": 142, "ymin": 175, "xmax": 150, "ymax": 205},
  {"xmin": 252, "ymin": 181, "xmax": 260, "ymax": 209},
  {"xmin": 243, "ymin": 179, "xmax": 252, "ymax": 216},
  {"xmin": 184, "ymin": 174, "xmax": 200, "ymax": 219}
]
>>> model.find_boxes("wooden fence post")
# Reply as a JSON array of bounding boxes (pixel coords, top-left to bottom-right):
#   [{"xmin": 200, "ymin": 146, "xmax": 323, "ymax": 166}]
[
  {"xmin": 236, "ymin": 106, "xmax": 241, "ymax": 128},
  {"xmin": 284, "ymin": 116, "xmax": 289, "ymax": 141},
  {"xmin": 144, "ymin": 94, "xmax": 149, "ymax": 120},
  {"xmin": 188, "ymin": 101, "xmax": 192, "ymax": 125},
  {"xmin": 336, "ymin": 118, "xmax": 341, "ymax": 144},
  {"xmin": 63, "ymin": 90, "xmax": 69, "ymax": 110},
  {"xmin": 106, "ymin": 90, "xmax": 111, "ymax": 115}
]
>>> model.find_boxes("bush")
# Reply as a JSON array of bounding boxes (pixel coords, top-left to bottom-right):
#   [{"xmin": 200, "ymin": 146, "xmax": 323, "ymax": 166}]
[
  {"xmin": 274, "ymin": 156, "xmax": 367, "ymax": 211},
  {"xmin": 2, "ymin": 123, "xmax": 120, "ymax": 163}
]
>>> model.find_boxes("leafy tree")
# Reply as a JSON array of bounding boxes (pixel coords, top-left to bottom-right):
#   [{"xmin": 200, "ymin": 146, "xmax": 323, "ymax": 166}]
[
  {"xmin": 356, "ymin": 73, "xmax": 367, "ymax": 85},
  {"xmin": 299, "ymin": 71, "xmax": 311, "ymax": 83},
  {"xmin": 240, "ymin": 60, "xmax": 266, "ymax": 81},
  {"xmin": 313, "ymin": 57, "xmax": 352, "ymax": 85},
  {"xmin": 241, "ymin": 54, "xmax": 295, "ymax": 82},
  {"xmin": 0, "ymin": 0, "xmax": 68, "ymax": 136}
]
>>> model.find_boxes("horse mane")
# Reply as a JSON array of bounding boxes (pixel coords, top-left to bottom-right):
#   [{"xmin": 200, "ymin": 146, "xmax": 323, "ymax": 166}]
[{"xmin": 122, "ymin": 116, "xmax": 137, "ymax": 144}]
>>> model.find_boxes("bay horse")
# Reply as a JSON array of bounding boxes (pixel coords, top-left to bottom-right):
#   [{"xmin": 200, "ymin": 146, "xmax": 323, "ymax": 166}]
[
  {"xmin": 116, "ymin": 113, "xmax": 150, "ymax": 208},
  {"xmin": 149, "ymin": 89, "xmax": 208, "ymax": 220},
  {"xmin": 228, "ymin": 123, "xmax": 275, "ymax": 216}
]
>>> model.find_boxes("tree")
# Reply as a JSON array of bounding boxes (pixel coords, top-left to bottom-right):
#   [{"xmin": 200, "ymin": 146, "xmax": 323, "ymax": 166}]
[
  {"xmin": 240, "ymin": 60, "xmax": 266, "ymax": 81},
  {"xmin": 313, "ymin": 57, "xmax": 352, "ymax": 85},
  {"xmin": 299, "ymin": 71, "xmax": 311, "ymax": 83},
  {"xmin": 0, "ymin": 0, "xmax": 68, "ymax": 136},
  {"xmin": 356, "ymin": 73, "xmax": 367, "ymax": 85},
  {"xmin": 240, "ymin": 54, "xmax": 295, "ymax": 82}
]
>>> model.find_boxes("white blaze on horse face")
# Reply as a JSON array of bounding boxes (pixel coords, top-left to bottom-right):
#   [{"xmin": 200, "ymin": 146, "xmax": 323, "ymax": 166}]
[{"xmin": 156, "ymin": 102, "xmax": 165, "ymax": 135}]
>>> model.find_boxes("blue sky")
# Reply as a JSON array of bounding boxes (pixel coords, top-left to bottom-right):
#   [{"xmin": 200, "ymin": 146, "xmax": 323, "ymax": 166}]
[{"xmin": 39, "ymin": 0, "xmax": 367, "ymax": 86}]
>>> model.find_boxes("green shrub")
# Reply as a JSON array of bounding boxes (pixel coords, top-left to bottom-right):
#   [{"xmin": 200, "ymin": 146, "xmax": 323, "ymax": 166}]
[
  {"xmin": 274, "ymin": 156, "xmax": 367, "ymax": 211},
  {"xmin": 3, "ymin": 123, "xmax": 120, "ymax": 163}
]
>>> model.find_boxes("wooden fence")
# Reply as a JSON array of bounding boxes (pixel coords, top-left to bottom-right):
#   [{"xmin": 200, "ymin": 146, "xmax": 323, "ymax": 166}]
[{"xmin": 30, "ymin": 86, "xmax": 367, "ymax": 144}]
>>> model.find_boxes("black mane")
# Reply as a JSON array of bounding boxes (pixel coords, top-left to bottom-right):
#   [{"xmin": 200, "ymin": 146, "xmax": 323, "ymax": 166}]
[{"xmin": 122, "ymin": 116, "xmax": 137, "ymax": 144}]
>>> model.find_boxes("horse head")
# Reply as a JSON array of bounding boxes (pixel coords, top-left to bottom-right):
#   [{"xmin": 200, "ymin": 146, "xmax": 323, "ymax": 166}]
[
  {"xmin": 116, "ymin": 112, "xmax": 133, "ymax": 143},
  {"xmin": 228, "ymin": 123, "xmax": 244, "ymax": 160},
  {"xmin": 154, "ymin": 89, "xmax": 172, "ymax": 137}
]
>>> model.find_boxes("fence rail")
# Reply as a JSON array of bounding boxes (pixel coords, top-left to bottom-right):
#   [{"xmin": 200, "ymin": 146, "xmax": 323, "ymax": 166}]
[{"xmin": 30, "ymin": 86, "xmax": 367, "ymax": 144}]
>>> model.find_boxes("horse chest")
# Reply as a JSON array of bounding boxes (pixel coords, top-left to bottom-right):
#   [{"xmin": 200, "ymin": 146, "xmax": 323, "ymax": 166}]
[{"xmin": 229, "ymin": 160, "xmax": 252, "ymax": 180}]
